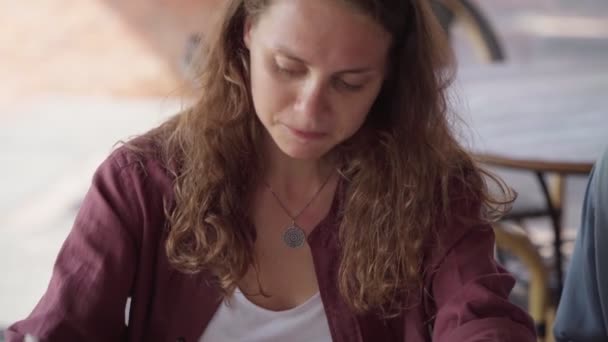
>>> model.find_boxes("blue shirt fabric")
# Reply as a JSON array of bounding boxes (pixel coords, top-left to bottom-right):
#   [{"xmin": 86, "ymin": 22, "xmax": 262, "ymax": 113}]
[{"xmin": 554, "ymin": 147, "xmax": 608, "ymax": 341}]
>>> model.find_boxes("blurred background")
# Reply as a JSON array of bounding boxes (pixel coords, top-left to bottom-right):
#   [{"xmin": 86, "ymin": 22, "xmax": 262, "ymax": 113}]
[{"xmin": 1, "ymin": 0, "xmax": 607, "ymax": 340}]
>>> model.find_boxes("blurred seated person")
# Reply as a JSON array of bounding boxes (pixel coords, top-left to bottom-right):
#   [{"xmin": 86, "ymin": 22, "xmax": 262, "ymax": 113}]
[{"xmin": 554, "ymin": 147, "xmax": 608, "ymax": 341}]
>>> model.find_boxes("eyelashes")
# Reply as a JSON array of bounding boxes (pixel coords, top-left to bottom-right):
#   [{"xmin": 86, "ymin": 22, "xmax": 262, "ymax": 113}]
[{"xmin": 272, "ymin": 62, "xmax": 365, "ymax": 92}]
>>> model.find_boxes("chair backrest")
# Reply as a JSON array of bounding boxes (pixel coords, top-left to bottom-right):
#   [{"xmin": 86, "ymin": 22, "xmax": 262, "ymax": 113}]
[{"xmin": 431, "ymin": 0, "xmax": 506, "ymax": 62}]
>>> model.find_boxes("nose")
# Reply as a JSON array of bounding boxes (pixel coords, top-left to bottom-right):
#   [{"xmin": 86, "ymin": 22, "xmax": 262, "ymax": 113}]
[{"xmin": 293, "ymin": 78, "xmax": 330, "ymax": 119}]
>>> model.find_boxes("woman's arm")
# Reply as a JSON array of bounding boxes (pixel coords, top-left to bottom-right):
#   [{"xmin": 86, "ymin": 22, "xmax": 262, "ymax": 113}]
[
  {"xmin": 5, "ymin": 150, "xmax": 143, "ymax": 341},
  {"xmin": 427, "ymin": 223, "xmax": 537, "ymax": 341}
]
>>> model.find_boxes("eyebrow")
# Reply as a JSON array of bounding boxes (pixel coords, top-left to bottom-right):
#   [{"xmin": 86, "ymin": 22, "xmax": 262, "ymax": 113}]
[{"xmin": 274, "ymin": 45, "xmax": 374, "ymax": 75}]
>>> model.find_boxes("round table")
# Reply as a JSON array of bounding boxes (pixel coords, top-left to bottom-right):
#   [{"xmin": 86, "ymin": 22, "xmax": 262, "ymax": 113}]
[{"xmin": 455, "ymin": 59, "xmax": 608, "ymax": 296}]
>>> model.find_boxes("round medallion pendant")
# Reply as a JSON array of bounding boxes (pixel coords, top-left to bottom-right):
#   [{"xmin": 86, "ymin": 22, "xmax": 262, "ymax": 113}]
[{"xmin": 283, "ymin": 225, "xmax": 306, "ymax": 248}]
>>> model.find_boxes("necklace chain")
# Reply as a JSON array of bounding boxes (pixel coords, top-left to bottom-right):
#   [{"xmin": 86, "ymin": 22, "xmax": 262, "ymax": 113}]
[{"xmin": 263, "ymin": 171, "xmax": 333, "ymax": 224}]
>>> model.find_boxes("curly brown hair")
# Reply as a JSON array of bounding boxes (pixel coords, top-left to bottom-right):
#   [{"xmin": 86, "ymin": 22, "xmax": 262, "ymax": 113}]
[{"xmin": 129, "ymin": 0, "xmax": 511, "ymax": 317}]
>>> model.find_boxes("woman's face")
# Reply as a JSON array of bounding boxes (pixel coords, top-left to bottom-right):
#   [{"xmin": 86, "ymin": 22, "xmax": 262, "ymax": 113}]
[{"xmin": 244, "ymin": 0, "xmax": 392, "ymax": 160}]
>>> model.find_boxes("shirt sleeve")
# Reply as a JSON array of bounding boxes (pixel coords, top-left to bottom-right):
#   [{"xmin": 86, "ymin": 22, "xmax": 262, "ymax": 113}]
[
  {"xmin": 428, "ymin": 224, "xmax": 537, "ymax": 342},
  {"xmin": 553, "ymin": 150, "xmax": 608, "ymax": 342},
  {"xmin": 5, "ymin": 151, "xmax": 143, "ymax": 342}
]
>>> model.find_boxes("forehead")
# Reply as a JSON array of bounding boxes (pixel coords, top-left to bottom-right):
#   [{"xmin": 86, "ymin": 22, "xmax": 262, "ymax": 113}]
[{"xmin": 253, "ymin": 0, "xmax": 392, "ymax": 68}]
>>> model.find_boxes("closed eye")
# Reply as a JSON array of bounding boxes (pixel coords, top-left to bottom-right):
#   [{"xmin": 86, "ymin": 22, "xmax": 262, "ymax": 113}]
[
  {"xmin": 275, "ymin": 65, "xmax": 305, "ymax": 77},
  {"xmin": 271, "ymin": 57, "xmax": 306, "ymax": 78},
  {"xmin": 334, "ymin": 78, "xmax": 364, "ymax": 92}
]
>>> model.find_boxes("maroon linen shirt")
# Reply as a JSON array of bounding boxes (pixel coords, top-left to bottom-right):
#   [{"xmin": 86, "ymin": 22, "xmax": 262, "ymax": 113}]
[{"xmin": 6, "ymin": 146, "xmax": 536, "ymax": 341}]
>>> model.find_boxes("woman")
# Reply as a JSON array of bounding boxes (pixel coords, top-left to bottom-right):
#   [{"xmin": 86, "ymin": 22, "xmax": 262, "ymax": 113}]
[{"xmin": 6, "ymin": 0, "xmax": 536, "ymax": 341}]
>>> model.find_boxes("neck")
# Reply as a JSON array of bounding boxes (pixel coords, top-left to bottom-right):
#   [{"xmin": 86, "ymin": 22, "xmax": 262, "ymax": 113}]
[{"xmin": 260, "ymin": 134, "xmax": 335, "ymax": 201}]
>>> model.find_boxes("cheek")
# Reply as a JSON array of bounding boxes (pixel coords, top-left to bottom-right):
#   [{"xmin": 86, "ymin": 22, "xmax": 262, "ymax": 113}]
[
  {"xmin": 249, "ymin": 65, "xmax": 274, "ymax": 121},
  {"xmin": 340, "ymin": 108, "xmax": 369, "ymax": 136},
  {"xmin": 250, "ymin": 60, "xmax": 291, "ymax": 120},
  {"xmin": 336, "ymin": 90, "xmax": 380, "ymax": 135}
]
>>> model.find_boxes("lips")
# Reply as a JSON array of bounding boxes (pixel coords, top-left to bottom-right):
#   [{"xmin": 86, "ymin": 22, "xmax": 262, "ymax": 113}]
[{"xmin": 284, "ymin": 124, "xmax": 327, "ymax": 140}]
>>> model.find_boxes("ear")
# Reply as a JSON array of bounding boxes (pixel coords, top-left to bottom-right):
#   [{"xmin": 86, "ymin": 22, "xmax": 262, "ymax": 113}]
[{"xmin": 243, "ymin": 16, "xmax": 253, "ymax": 49}]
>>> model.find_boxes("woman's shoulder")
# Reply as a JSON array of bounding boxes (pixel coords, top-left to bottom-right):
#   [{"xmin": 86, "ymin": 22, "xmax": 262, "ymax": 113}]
[
  {"xmin": 95, "ymin": 134, "xmax": 176, "ymax": 202},
  {"xmin": 109, "ymin": 135, "xmax": 164, "ymax": 170}
]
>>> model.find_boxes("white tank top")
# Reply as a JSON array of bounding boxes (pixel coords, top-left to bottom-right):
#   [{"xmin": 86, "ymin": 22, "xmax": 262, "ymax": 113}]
[{"xmin": 199, "ymin": 290, "xmax": 333, "ymax": 342}]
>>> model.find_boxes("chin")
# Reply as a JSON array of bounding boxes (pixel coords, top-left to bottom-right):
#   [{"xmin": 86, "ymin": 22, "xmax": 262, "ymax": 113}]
[{"xmin": 278, "ymin": 142, "xmax": 333, "ymax": 161}]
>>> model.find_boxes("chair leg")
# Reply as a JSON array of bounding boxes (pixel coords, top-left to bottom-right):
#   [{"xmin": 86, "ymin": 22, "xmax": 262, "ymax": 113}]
[
  {"xmin": 544, "ymin": 306, "xmax": 556, "ymax": 342},
  {"xmin": 493, "ymin": 223, "xmax": 553, "ymax": 341},
  {"xmin": 548, "ymin": 174, "xmax": 565, "ymax": 211}
]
